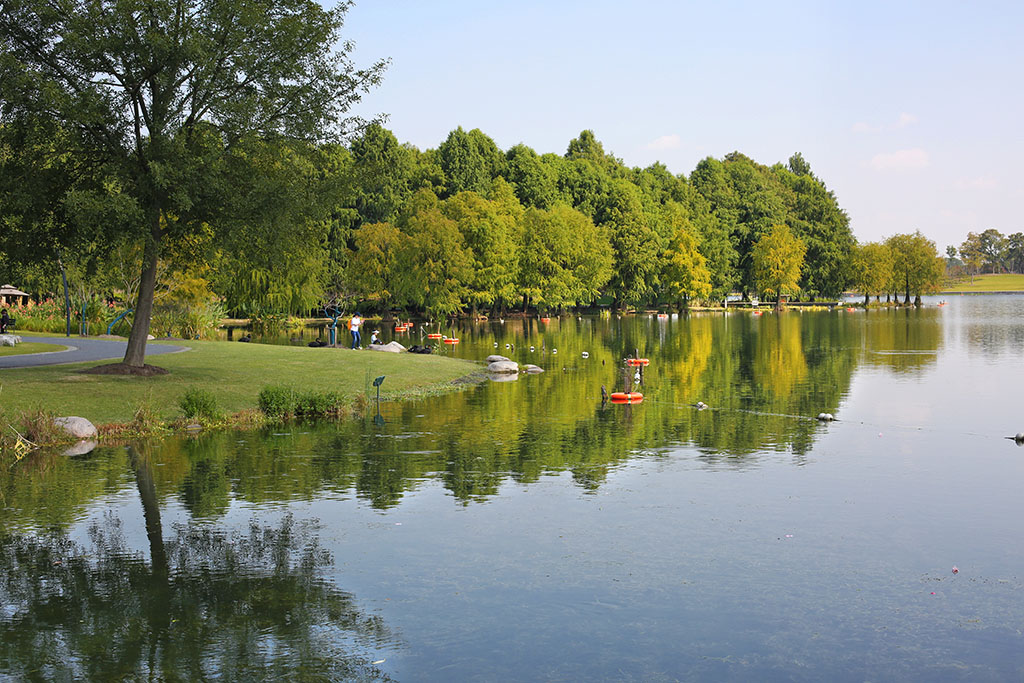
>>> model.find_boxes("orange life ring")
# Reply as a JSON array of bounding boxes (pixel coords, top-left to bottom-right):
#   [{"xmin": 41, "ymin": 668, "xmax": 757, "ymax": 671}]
[
  {"xmin": 625, "ymin": 358, "xmax": 650, "ymax": 367},
  {"xmin": 610, "ymin": 392, "xmax": 643, "ymax": 403},
  {"xmin": 443, "ymin": 338, "xmax": 460, "ymax": 344},
  {"xmin": 426, "ymin": 333, "xmax": 443, "ymax": 339},
  {"xmin": 394, "ymin": 326, "xmax": 408, "ymax": 332}
]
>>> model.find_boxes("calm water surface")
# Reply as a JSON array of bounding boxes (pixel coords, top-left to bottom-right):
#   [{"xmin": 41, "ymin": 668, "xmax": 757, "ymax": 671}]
[{"xmin": 3, "ymin": 296, "xmax": 1024, "ymax": 681}]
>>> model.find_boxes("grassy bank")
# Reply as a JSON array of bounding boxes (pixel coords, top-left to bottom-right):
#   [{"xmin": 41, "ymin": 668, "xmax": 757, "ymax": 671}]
[
  {"xmin": 0, "ymin": 340, "xmax": 481, "ymax": 428},
  {"xmin": 943, "ymin": 274, "xmax": 1024, "ymax": 293},
  {"xmin": 0, "ymin": 342, "xmax": 68, "ymax": 357}
]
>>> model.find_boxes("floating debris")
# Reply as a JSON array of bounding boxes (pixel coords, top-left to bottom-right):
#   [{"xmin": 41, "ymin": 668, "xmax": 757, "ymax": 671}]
[
  {"xmin": 581, "ymin": 351, "xmax": 589, "ymax": 358},
  {"xmin": 817, "ymin": 413, "xmax": 835, "ymax": 421}
]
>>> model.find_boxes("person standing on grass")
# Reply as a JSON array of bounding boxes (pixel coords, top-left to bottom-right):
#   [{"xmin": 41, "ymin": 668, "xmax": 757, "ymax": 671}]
[
  {"xmin": 349, "ymin": 312, "xmax": 362, "ymax": 349},
  {"xmin": 0, "ymin": 308, "xmax": 10, "ymax": 334}
]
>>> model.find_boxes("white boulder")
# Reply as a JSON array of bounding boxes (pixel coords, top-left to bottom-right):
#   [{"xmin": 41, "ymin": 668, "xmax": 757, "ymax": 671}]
[
  {"xmin": 53, "ymin": 416, "xmax": 98, "ymax": 439},
  {"xmin": 486, "ymin": 354, "xmax": 510, "ymax": 363},
  {"xmin": 487, "ymin": 360, "xmax": 519, "ymax": 373},
  {"xmin": 369, "ymin": 341, "xmax": 406, "ymax": 353}
]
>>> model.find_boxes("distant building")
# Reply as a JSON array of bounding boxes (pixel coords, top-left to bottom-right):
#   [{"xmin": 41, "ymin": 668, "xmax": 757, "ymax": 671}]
[{"xmin": 0, "ymin": 284, "xmax": 30, "ymax": 307}]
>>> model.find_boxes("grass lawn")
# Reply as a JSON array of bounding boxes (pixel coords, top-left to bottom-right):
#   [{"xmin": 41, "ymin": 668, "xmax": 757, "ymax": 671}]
[
  {"xmin": 0, "ymin": 340, "xmax": 481, "ymax": 426},
  {"xmin": 0, "ymin": 342, "xmax": 68, "ymax": 357},
  {"xmin": 942, "ymin": 273, "xmax": 1024, "ymax": 293}
]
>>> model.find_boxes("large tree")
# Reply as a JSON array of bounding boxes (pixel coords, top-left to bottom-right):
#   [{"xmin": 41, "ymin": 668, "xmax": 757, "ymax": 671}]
[
  {"xmin": 751, "ymin": 223, "xmax": 806, "ymax": 311},
  {"xmin": 888, "ymin": 231, "xmax": 944, "ymax": 306},
  {"xmin": 0, "ymin": 0, "xmax": 385, "ymax": 369}
]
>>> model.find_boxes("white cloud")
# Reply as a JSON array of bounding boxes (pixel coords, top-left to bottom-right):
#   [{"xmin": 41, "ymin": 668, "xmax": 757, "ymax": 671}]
[
  {"xmin": 896, "ymin": 112, "xmax": 918, "ymax": 128},
  {"xmin": 868, "ymin": 148, "xmax": 929, "ymax": 171},
  {"xmin": 851, "ymin": 112, "xmax": 920, "ymax": 133},
  {"xmin": 954, "ymin": 176, "xmax": 997, "ymax": 190},
  {"xmin": 645, "ymin": 134, "xmax": 681, "ymax": 151}
]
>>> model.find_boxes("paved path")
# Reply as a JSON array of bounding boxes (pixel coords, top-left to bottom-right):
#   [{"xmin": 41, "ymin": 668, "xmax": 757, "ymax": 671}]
[{"xmin": 0, "ymin": 337, "xmax": 189, "ymax": 369}]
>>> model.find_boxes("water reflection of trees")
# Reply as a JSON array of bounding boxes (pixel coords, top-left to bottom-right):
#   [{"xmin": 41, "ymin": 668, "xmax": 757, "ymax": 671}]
[
  {"xmin": 0, "ymin": 445, "xmax": 393, "ymax": 681},
  {"xmin": 862, "ymin": 307, "xmax": 942, "ymax": 374}
]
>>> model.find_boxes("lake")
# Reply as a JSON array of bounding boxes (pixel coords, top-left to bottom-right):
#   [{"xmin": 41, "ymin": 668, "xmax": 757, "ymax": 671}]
[{"xmin": 3, "ymin": 295, "xmax": 1024, "ymax": 681}]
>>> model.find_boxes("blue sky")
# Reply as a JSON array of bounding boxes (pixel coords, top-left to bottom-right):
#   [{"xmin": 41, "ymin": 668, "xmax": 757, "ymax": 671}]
[{"xmin": 342, "ymin": 0, "xmax": 1022, "ymax": 249}]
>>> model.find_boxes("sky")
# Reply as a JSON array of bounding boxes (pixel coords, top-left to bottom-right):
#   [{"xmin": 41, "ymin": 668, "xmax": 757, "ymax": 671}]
[{"xmin": 341, "ymin": 0, "xmax": 1023, "ymax": 249}]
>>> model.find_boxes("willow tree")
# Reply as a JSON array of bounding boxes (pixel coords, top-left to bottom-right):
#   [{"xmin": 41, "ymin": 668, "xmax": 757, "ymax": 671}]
[
  {"xmin": 751, "ymin": 224, "xmax": 806, "ymax": 311},
  {"xmin": 0, "ymin": 0, "xmax": 385, "ymax": 370}
]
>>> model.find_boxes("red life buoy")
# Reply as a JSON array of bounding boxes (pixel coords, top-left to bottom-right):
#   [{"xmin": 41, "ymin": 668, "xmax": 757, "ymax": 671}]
[{"xmin": 426, "ymin": 333, "xmax": 443, "ymax": 339}]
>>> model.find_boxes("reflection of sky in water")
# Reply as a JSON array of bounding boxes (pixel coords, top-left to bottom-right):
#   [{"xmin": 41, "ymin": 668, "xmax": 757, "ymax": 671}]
[{"xmin": 4, "ymin": 295, "xmax": 1024, "ymax": 680}]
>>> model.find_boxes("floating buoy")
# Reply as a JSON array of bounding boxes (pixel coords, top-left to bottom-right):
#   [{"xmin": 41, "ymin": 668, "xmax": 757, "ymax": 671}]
[
  {"xmin": 443, "ymin": 338, "xmax": 460, "ymax": 344},
  {"xmin": 581, "ymin": 352, "xmax": 589, "ymax": 359},
  {"xmin": 695, "ymin": 401, "xmax": 708, "ymax": 411},
  {"xmin": 610, "ymin": 392, "xmax": 643, "ymax": 404},
  {"xmin": 1014, "ymin": 432, "xmax": 1024, "ymax": 444},
  {"xmin": 530, "ymin": 346, "xmax": 535, "ymax": 352},
  {"xmin": 427, "ymin": 333, "xmax": 443, "ymax": 339},
  {"xmin": 626, "ymin": 358, "xmax": 650, "ymax": 367},
  {"xmin": 494, "ymin": 342, "xmax": 498, "ymax": 348},
  {"xmin": 505, "ymin": 343, "xmax": 511, "ymax": 349},
  {"xmin": 552, "ymin": 349, "xmax": 557, "ymax": 354},
  {"xmin": 817, "ymin": 413, "xmax": 835, "ymax": 421}
]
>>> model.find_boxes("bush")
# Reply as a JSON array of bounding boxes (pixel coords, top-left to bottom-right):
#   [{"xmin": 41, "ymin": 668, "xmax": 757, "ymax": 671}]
[
  {"xmin": 258, "ymin": 385, "xmax": 294, "ymax": 419},
  {"xmin": 179, "ymin": 387, "xmax": 220, "ymax": 421},
  {"xmin": 294, "ymin": 390, "xmax": 344, "ymax": 418}
]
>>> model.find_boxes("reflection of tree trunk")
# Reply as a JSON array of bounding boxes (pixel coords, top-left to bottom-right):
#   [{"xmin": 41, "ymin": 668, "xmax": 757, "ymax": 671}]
[
  {"xmin": 864, "ymin": 293, "xmax": 870, "ymax": 306},
  {"xmin": 129, "ymin": 445, "xmax": 170, "ymax": 581}
]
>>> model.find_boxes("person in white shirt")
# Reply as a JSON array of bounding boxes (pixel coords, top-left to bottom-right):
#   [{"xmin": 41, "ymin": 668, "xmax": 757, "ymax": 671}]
[{"xmin": 349, "ymin": 313, "xmax": 362, "ymax": 348}]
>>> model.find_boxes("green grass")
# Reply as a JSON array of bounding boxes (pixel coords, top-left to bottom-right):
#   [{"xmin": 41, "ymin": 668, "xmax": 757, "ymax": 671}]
[
  {"xmin": 0, "ymin": 342, "xmax": 68, "ymax": 357},
  {"xmin": 943, "ymin": 273, "xmax": 1024, "ymax": 293},
  {"xmin": 0, "ymin": 340, "xmax": 481, "ymax": 426}
]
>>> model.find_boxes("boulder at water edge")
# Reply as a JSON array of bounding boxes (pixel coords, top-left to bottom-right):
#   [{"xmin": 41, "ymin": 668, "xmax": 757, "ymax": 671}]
[
  {"xmin": 486, "ymin": 355, "xmax": 511, "ymax": 363},
  {"xmin": 53, "ymin": 416, "xmax": 98, "ymax": 439},
  {"xmin": 487, "ymin": 360, "xmax": 519, "ymax": 373},
  {"xmin": 369, "ymin": 341, "xmax": 407, "ymax": 353}
]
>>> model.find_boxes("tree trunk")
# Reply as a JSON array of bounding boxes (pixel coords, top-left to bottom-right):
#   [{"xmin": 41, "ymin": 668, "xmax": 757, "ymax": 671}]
[
  {"xmin": 123, "ymin": 223, "xmax": 160, "ymax": 367},
  {"xmin": 914, "ymin": 294, "xmax": 922, "ymax": 307},
  {"xmin": 864, "ymin": 293, "xmax": 870, "ymax": 306},
  {"xmin": 775, "ymin": 293, "xmax": 782, "ymax": 313}
]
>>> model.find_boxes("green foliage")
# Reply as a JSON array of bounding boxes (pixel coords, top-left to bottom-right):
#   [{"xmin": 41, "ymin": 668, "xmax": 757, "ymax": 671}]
[
  {"xmin": 179, "ymin": 388, "xmax": 220, "ymax": 421},
  {"xmin": 849, "ymin": 242, "xmax": 895, "ymax": 303},
  {"xmin": 258, "ymin": 385, "xmax": 343, "ymax": 419},
  {"xmin": 887, "ymin": 231, "xmax": 945, "ymax": 304},
  {"xmin": 294, "ymin": 390, "xmax": 345, "ymax": 418},
  {"xmin": 751, "ymin": 224, "xmax": 806, "ymax": 306},
  {"xmin": 258, "ymin": 386, "xmax": 295, "ymax": 420}
]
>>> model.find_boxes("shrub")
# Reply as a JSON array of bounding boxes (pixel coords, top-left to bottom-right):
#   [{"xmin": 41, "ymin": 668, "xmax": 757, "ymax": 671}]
[
  {"xmin": 258, "ymin": 385, "xmax": 294, "ymax": 419},
  {"xmin": 179, "ymin": 387, "xmax": 220, "ymax": 421},
  {"xmin": 294, "ymin": 390, "xmax": 344, "ymax": 418}
]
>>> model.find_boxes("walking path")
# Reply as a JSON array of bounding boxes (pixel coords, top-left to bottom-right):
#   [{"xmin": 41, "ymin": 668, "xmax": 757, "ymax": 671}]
[{"xmin": 0, "ymin": 337, "xmax": 188, "ymax": 369}]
